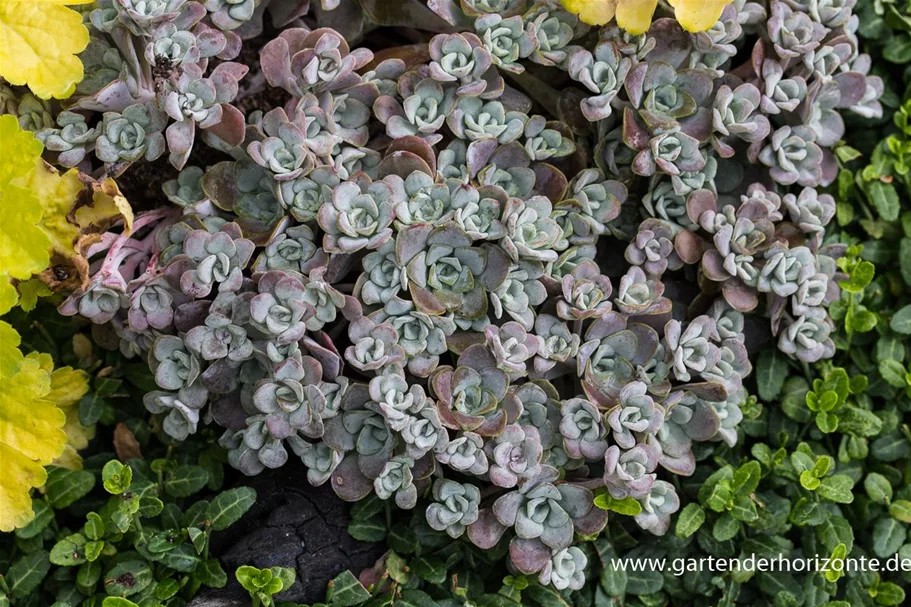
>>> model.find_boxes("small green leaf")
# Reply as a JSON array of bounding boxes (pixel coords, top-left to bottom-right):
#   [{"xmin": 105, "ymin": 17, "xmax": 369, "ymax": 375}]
[
  {"xmin": 164, "ymin": 465, "xmax": 210, "ymax": 498},
  {"xmin": 864, "ymin": 473, "xmax": 893, "ymax": 504},
  {"xmin": 675, "ymin": 503, "xmax": 705, "ymax": 538},
  {"xmin": 103, "ymin": 560, "xmax": 153, "ymax": 597},
  {"xmin": 713, "ymin": 513, "xmax": 741, "ymax": 541},
  {"xmin": 102, "ymin": 460, "xmax": 132, "ymax": 495},
  {"xmin": 875, "ymin": 581, "xmax": 906, "ymax": 606},
  {"xmin": 197, "ymin": 558, "xmax": 228, "ymax": 588},
  {"xmin": 879, "ymin": 359, "xmax": 907, "ymax": 388},
  {"xmin": 78, "ymin": 392, "xmax": 107, "ymax": 426},
  {"xmin": 868, "ymin": 180, "xmax": 900, "ymax": 221},
  {"xmin": 890, "ymin": 304, "xmax": 911, "ymax": 334},
  {"xmin": 50, "ymin": 534, "xmax": 88, "ymax": 566},
  {"xmin": 593, "ymin": 494, "xmax": 642, "ymax": 515},
  {"xmin": 889, "ymin": 499, "xmax": 911, "ymax": 523},
  {"xmin": 84, "ymin": 512, "xmax": 105, "ymax": 541},
  {"xmin": 816, "ymin": 475, "xmax": 855, "ymax": 504},
  {"xmin": 411, "ymin": 556, "xmax": 447, "ymax": 585},
  {"xmin": 873, "ymin": 517, "xmax": 906, "ymax": 557},
  {"xmin": 206, "ymin": 487, "xmax": 256, "ymax": 530}
]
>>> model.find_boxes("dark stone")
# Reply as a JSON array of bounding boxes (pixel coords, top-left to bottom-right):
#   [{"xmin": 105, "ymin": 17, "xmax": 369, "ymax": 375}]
[{"xmin": 188, "ymin": 460, "xmax": 384, "ymax": 606}]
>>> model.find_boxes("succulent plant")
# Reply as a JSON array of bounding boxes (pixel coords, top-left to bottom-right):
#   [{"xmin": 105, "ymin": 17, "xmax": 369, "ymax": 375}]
[
  {"xmin": 603, "ymin": 444, "xmax": 659, "ymax": 499},
  {"xmin": 345, "ymin": 317, "xmax": 406, "ymax": 372},
  {"xmin": 247, "ymin": 108, "xmax": 313, "ymax": 180},
  {"xmin": 778, "ymin": 308, "xmax": 835, "ymax": 362},
  {"xmin": 171, "ymin": 223, "xmax": 255, "ymax": 297},
  {"xmin": 448, "ymin": 97, "xmax": 528, "ymax": 143},
  {"xmin": 95, "ymin": 103, "xmax": 167, "ymax": 165},
  {"xmin": 425, "ymin": 479, "xmax": 481, "ymax": 538},
  {"xmin": 486, "ymin": 424, "xmax": 543, "ymax": 487},
  {"xmin": 474, "ymin": 14, "xmax": 535, "ymax": 73},
  {"xmin": 374, "ymin": 456, "xmax": 418, "ymax": 509},
  {"xmin": 539, "ymin": 546, "xmax": 588, "ymax": 591},
  {"xmin": 374, "ymin": 79, "xmax": 453, "ymax": 145},
  {"xmin": 205, "ymin": 0, "xmax": 256, "ymax": 30},
  {"xmin": 36, "ymin": 111, "xmax": 100, "ymax": 167},
  {"xmin": 634, "ymin": 479, "xmax": 680, "ymax": 535},
  {"xmin": 436, "ymin": 431, "xmax": 489, "ymax": 475},
  {"xmin": 757, "ymin": 125, "xmax": 824, "ymax": 187},
  {"xmin": 317, "ymin": 175, "xmax": 398, "ymax": 253},
  {"xmin": 559, "ymin": 397, "xmax": 608, "ymax": 459},
  {"xmin": 51, "ymin": 0, "xmax": 872, "ymax": 584},
  {"xmin": 144, "ymin": 390, "xmax": 204, "ymax": 441},
  {"xmin": 664, "ymin": 317, "xmax": 721, "ymax": 382},
  {"xmin": 492, "ymin": 467, "xmax": 593, "ymax": 550},
  {"xmin": 606, "ymin": 381, "xmax": 662, "ymax": 449}
]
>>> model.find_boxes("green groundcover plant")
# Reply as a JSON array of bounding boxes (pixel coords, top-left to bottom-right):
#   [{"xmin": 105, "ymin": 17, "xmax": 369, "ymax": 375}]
[{"xmin": 2, "ymin": 1, "xmax": 911, "ymax": 607}]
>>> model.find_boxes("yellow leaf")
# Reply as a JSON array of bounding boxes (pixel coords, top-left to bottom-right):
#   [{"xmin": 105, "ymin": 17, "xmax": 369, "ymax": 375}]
[
  {"xmin": 48, "ymin": 365, "xmax": 89, "ymax": 410},
  {"xmin": 0, "ymin": 322, "xmax": 67, "ymax": 531},
  {"xmin": 24, "ymin": 162, "xmax": 84, "ymax": 259},
  {"xmin": 0, "ymin": 115, "xmax": 52, "ymax": 305},
  {"xmin": 16, "ymin": 278, "xmax": 52, "ymax": 312},
  {"xmin": 0, "ymin": 0, "xmax": 93, "ymax": 100},
  {"xmin": 0, "ymin": 279, "xmax": 16, "ymax": 316},
  {"xmin": 561, "ymin": 0, "xmax": 617, "ymax": 25},
  {"xmin": 74, "ymin": 177, "xmax": 135, "ymax": 236},
  {"xmin": 0, "ymin": 353, "xmax": 65, "ymax": 464},
  {"xmin": 616, "ymin": 0, "xmax": 659, "ymax": 34},
  {"xmin": 668, "ymin": 0, "xmax": 731, "ymax": 32},
  {"xmin": 0, "ymin": 443, "xmax": 48, "ymax": 532}
]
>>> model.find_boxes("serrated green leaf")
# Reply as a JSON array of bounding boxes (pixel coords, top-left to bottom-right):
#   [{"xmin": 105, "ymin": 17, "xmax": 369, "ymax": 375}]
[
  {"xmin": 206, "ymin": 487, "xmax": 256, "ymax": 531},
  {"xmin": 890, "ymin": 304, "xmax": 911, "ymax": 334},
  {"xmin": 889, "ymin": 499, "xmax": 911, "ymax": 523},
  {"xmin": 873, "ymin": 517, "xmax": 906, "ymax": 557},
  {"xmin": 326, "ymin": 570, "xmax": 371, "ymax": 606},
  {"xmin": 347, "ymin": 516, "xmax": 387, "ymax": 542},
  {"xmin": 78, "ymin": 392, "xmax": 106, "ymax": 426},
  {"xmin": 45, "ymin": 468, "xmax": 95, "ymax": 508},
  {"xmin": 756, "ymin": 349, "xmax": 789, "ymax": 401},
  {"xmin": 197, "ymin": 558, "xmax": 227, "ymax": 588},
  {"xmin": 411, "ymin": 556, "xmax": 447, "ymax": 585},
  {"xmin": 15, "ymin": 499, "xmax": 54, "ymax": 539},
  {"xmin": 6, "ymin": 549, "xmax": 49, "ymax": 599},
  {"xmin": 525, "ymin": 583, "xmax": 571, "ymax": 607},
  {"xmin": 675, "ymin": 503, "xmax": 705, "ymax": 538},
  {"xmin": 164, "ymin": 465, "xmax": 209, "ymax": 498}
]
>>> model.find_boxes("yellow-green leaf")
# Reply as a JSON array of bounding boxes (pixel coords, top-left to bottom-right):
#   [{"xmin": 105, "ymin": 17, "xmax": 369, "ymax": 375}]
[
  {"xmin": 0, "ymin": 0, "xmax": 93, "ymax": 100},
  {"xmin": 0, "ymin": 323, "xmax": 67, "ymax": 532},
  {"xmin": 668, "ymin": 0, "xmax": 732, "ymax": 32}
]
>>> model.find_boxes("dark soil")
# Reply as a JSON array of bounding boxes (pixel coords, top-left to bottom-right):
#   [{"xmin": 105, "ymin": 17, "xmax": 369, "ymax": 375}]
[{"xmin": 188, "ymin": 460, "xmax": 385, "ymax": 606}]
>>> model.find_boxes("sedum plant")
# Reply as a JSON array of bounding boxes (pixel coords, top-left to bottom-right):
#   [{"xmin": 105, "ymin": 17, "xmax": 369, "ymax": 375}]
[{"xmin": 27, "ymin": 0, "xmax": 879, "ymax": 594}]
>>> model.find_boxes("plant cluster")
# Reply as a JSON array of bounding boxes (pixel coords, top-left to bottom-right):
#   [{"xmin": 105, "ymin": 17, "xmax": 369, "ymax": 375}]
[
  {"xmin": 39, "ymin": 0, "xmax": 881, "ymax": 591},
  {"xmin": 8, "ymin": 0, "xmax": 911, "ymax": 606},
  {"xmin": 0, "ymin": 454, "xmax": 255, "ymax": 607}
]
